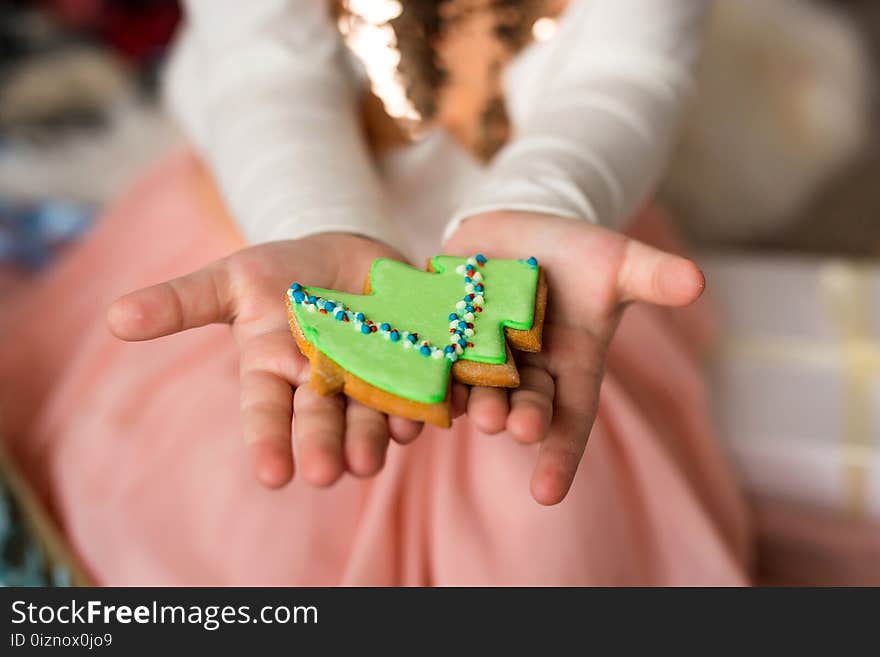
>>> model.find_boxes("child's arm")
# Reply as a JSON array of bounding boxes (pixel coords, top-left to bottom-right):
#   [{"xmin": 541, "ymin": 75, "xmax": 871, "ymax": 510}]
[
  {"xmin": 166, "ymin": 0, "xmax": 402, "ymax": 250},
  {"xmin": 444, "ymin": 0, "xmax": 710, "ymax": 505},
  {"xmin": 109, "ymin": 1, "xmax": 421, "ymax": 490},
  {"xmin": 446, "ymin": 0, "xmax": 709, "ymax": 237}
]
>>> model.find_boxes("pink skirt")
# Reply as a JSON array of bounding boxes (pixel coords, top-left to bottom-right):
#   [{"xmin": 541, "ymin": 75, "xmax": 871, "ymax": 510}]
[{"xmin": 0, "ymin": 150, "xmax": 752, "ymax": 585}]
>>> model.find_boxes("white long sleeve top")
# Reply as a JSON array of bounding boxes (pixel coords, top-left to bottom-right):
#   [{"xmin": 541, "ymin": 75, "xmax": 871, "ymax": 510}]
[{"xmin": 165, "ymin": 0, "xmax": 709, "ymax": 252}]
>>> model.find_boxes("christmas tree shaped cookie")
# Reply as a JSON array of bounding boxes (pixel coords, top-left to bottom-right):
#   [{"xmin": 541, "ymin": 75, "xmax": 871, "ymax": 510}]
[{"xmin": 286, "ymin": 254, "xmax": 546, "ymax": 427}]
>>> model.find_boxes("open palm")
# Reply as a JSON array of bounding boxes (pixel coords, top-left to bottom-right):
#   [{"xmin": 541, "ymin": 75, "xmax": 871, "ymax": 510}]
[
  {"xmin": 109, "ymin": 216, "xmax": 703, "ymax": 505},
  {"xmin": 107, "ymin": 233, "xmax": 425, "ymax": 488},
  {"xmin": 444, "ymin": 211, "xmax": 705, "ymax": 505}
]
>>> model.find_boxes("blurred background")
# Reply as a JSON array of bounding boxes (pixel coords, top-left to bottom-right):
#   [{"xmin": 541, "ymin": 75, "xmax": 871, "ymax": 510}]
[{"xmin": 0, "ymin": 0, "xmax": 877, "ymax": 585}]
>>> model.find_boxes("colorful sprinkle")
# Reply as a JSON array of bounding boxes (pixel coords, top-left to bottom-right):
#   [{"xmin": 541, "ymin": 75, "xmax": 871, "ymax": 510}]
[{"xmin": 289, "ymin": 254, "xmax": 494, "ymax": 366}]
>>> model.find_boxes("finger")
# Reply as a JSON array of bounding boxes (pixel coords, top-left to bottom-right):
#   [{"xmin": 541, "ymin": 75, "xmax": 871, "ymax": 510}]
[
  {"xmin": 507, "ymin": 364, "xmax": 555, "ymax": 444},
  {"xmin": 617, "ymin": 239, "xmax": 705, "ymax": 307},
  {"xmin": 293, "ymin": 385, "xmax": 346, "ymax": 487},
  {"xmin": 107, "ymin": 261, "xmax": 232, "ymax": 341},
  {"xmin": 388, "ymin": 415, "xmax": 423, "ymax": 444},
  {"xmin": 451, "ymin": 382, "xmax": 469, "ymax": 419},
  {"xmin": 530, "ymin": 336, "xmax": 602, "ymax": 506},
  {"xmin": 467, "ymin": 386, "xmax": 509, "ymax": 435},
  {"xmin": 344, "ymin": 400, "xmax": 390, "ymax": 476},
  {"xmin": 530, "ymin": 379, "xmax": 598, "ymax": 506},
  {"xmin": 240, "ymin": 369, "xmax": 294, "ymax": 488}
]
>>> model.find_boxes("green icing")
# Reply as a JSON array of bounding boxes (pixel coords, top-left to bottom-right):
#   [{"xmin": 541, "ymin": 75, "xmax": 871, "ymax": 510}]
[{"xmin": 291, "ymin": 256, "xmax": 539, "ymax": 404}]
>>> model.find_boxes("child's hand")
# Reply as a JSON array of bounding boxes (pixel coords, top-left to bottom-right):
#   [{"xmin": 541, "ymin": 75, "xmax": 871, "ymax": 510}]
[
  {"xmin": 444, "ymin": 211, "xmax": 705, "ymax": 505},
  {"xmin": 107, "ymin": 233, "xmax": 425, "ymax": 489}
]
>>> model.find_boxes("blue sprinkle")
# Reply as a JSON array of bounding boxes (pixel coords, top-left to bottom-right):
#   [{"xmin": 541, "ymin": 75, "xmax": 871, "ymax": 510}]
[
  {"xmin": 360, "ymin": 324, "xmax": 372, "ymax": 335},
  {"xmin": 444, "ymin": 345, "xmax": 455, "ymax": 353},
  {"xmin": 458, "ymin": 338, "xmax": 467, "ymax": 348},
  {"xmin": 324, "ymin": 301, "xmax": 336, "ymax": 312},
  {"xmin": 307, "ymin": 295, "xmax": 317, "ymax": 304},
  {"xmin": 419, "ymin": 345, "xmax": 431, "ymax": 356},
  {"xmin": 475, "ymin": 253, "xmax": 487, "ymax": 264},
  {"xmin": 390, "ymin": 330, "xmax": 401, "ymax": 342},
  {"xmin": 448, "ymin": 313, "xmax": 459, "ymax": 321},
  {"xmin": 291, "ymin": 282, "xmax": 302, "ymax": 292},
  {"xmin": 527, "ymin": 256, "xmax": 538, "ymax": 267},
  {"xmin": 335, "ymin": 310, "xmax": 345, "ymax": 321},
  {"xmin": 464, "ymin": 276, "xmax": 472, "ymax": 283},
  {"xmin": 380, "ymin": 322, "xmax": 391, "ymax": 331},
  {"xmin": 457, "ymin": 321, "xmax": 468, "ymax": 330},
  {"xmin": 407, "ymin": 334, "xmax": 418, "ymax": 344},
  {"xmin": 465, "ymin": 305, "xmax": 474, "ymax": 313},
  {"xmin": 474, "ymin": 284, "xmax": 484, "ymax": 292},
  {"xmin": 356, "ymin": 312, "xmax": 365, "ymax": 322},
  {"xmin": 292, "ymin": 290, "xmax": 305, "ymax": 303},
  {"xmin": 453, "ymin": 329, "xmax": 463, "ymax": 336}
]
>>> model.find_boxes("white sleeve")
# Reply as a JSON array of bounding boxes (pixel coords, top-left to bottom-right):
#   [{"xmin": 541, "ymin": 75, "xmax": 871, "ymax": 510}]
[
  {"xmin": 446, "ymin": 0, "xmax": 710, "ymax": 239},
  {"xmin": 165, "ymin": 0, "xmax": 402, "ymax": 250}
]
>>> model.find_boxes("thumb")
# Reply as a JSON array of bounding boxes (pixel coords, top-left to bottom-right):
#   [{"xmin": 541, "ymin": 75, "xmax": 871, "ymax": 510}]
[
  {"xmin": 616, "ymin": 239, "xmax": 705, "ymax": 307},
  {"xmin": 107, "ymin": 261, "xmax": 234, "ymax": 341}
]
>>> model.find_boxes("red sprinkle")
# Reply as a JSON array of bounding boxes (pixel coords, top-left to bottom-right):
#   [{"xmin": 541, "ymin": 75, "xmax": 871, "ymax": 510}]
[
  {"xmin": 370, "ymin": 325, "xmax": 377, "ymax": 333},
  {"xmin": 467, "ymin": 294, "xmax": 475, "ymax": 300},
  {"xmin": 467, "ymin": 322, "xmax": 474, "ymax": 328},
  {"xmin": 475, "ymin": 307, "xmax": 483, "ymax": 313},
  {"xmin": 467, "ymin": 342, "xmax": 474, "ymax": 348},
  {"xmin": 319, "ymin": 309, "xmax": 327, "ymax": 314}
]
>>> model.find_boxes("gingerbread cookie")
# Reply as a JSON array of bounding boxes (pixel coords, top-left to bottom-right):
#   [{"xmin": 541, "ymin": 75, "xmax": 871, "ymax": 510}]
[{"xmin": 286, "ymin": 254, "xmax": 546, "ymax": 427}]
